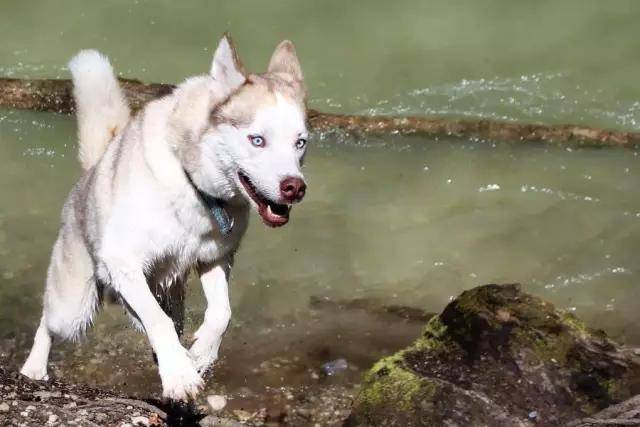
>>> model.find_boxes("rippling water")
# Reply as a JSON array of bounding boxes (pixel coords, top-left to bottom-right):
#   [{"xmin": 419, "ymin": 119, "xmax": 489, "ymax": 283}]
[
  {"xmin": 1, "ymin": 0, "xmax": 639, "ymax": 406},
  {"xmin": 363, "ymin": 72, "xmax": 640, "ymax": 130}
]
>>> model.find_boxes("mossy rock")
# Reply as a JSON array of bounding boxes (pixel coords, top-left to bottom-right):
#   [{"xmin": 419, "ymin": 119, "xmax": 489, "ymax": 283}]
[{"xmin": 348, "ymin": 284, "xmax": 640, "ymax": 426}]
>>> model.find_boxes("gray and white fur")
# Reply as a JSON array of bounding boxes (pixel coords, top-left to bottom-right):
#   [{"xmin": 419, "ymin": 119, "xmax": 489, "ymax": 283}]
[{"xmin": 20, "ymin": 35, "xmax": 309, "ymax": 401}]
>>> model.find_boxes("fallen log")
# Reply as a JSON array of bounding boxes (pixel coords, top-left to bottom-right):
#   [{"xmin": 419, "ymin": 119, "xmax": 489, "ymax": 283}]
[
  {"xmin": 0, "ymin": 77, "xmax": 172, "ymax": 114},
  {"xmin": 2, "ymin": 77, "xmax": 640, "ymax": 148}
]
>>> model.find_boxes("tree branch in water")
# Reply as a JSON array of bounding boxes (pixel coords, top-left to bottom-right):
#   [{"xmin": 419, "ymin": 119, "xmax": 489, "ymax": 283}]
[{"xmin": 1, "ymin": 77, "xmax": 639, "ymax": 148}]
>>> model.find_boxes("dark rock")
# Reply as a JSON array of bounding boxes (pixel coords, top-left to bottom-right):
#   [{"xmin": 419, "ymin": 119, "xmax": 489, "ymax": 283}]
[
  {"xmin": 0, "ymin": 361, "xmax": 176, "ymax": 426},
  {"xmin": 568, "ymin": 394, "xmax": 640, "ymax": 426},
  {"xmin": 348, "ymin": 284, "xmax": 640, "ymax": 427}
]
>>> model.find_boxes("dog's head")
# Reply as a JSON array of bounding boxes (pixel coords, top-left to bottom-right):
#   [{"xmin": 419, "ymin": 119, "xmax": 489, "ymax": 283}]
[{"xmin": 173, "ymin": 35, "xmax": 308, "ymax": 228}]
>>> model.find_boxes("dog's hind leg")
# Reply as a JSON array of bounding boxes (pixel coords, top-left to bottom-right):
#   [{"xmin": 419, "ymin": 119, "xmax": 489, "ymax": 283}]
[
  {"xmin": 21, "ymin": 229, "xmax": 99, "ymax": 380},
  {"xmin": 20, "ymin": 316, "xmax": 52, "ymax": 380}
]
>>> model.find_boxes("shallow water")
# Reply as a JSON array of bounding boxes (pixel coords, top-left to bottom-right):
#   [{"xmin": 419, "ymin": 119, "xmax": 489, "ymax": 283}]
[{"xmin": 1, "ymin": 0, "xmax": 640, "ymax": 410}]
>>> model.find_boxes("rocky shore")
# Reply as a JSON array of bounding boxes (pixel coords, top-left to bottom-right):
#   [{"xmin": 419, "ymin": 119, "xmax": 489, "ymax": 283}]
[{"xmin": 2, "ymin": 284, "xmax": 639, "ymax": 426}]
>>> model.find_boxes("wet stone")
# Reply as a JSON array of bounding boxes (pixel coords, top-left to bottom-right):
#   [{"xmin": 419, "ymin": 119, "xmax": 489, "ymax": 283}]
[
  {"xmin": 206, "ymin": 394, "xmax": 227, "ymax": 412},
  {"xmin": 321, "ymin": 358, "xmax": 348, "ymax": 376},
  {"xmin": 199, "ymin": 415, "xmax": 245, "ymax": 427},
  {"xmin": 131, "ymin": 415, "xmax": 149, "ymax": 426},
  {"xmin": 349, "ymin": 284, "xmax": 640, "ymax": 426}
]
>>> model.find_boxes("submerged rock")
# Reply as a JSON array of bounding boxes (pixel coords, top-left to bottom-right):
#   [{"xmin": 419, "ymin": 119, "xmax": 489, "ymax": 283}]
[
  {"xmin": 348, "ymin": 284, "xmax": 640, "ymax": 426},
  {"xmin": 322, "ymin": 358, "xmax": 349, "ymax": 376}
]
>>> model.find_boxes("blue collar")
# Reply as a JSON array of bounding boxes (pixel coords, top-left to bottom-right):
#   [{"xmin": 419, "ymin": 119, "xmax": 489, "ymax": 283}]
[{"xmin": 183, "ymin": 170, "xmax": 234, "ymax": 236}]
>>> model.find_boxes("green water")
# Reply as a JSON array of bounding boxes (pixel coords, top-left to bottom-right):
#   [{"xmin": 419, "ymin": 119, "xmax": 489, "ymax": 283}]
[{"xmin": 1, "ymin": 0, "xmax": 639, "ymax": 405}]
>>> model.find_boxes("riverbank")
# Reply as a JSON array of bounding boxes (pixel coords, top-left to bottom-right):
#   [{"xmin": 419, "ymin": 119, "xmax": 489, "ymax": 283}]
[{"xmin": 2, "ymin": 284, "xmax": 639, "ymax": 426}]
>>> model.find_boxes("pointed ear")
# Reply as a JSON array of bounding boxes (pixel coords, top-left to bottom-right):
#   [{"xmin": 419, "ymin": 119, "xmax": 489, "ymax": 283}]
[
  {"xmin": 210, "ymin": 33, "xmax": 246, "ymax": 89},
  {"xmin": 267, "ymin": 40, "xmax": 303, "ymax": 81}
]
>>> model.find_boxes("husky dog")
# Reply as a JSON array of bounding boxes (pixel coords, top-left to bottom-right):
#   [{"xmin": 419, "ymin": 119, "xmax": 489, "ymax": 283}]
[{"xmin": 20, "ymin": 35, "xmax": 309, "ymax": 400}]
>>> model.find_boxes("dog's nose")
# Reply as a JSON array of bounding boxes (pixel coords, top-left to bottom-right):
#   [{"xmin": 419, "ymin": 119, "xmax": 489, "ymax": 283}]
[{"xmin": 280, "ymin": 177, "xmax": 306, "ymax": 202}]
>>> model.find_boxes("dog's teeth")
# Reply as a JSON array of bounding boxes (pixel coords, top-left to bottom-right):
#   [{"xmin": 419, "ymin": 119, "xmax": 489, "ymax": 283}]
[{"xmin": 267, "ymin": 205, "xmax": 273, "ymax": 215}]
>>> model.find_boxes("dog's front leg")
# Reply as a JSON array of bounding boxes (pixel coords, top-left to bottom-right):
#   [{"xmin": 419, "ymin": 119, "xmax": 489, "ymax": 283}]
[
  {"xmin": 190, "ymin": 258, "xmax": 232, "ymax": 374},
  {"xmin": 106, "ymin": 257, "xmax": 203, "ymax": 400}
]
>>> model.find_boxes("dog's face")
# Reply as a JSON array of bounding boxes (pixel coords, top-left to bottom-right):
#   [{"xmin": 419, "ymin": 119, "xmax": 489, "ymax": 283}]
[{"xmin": 186, "ymin": 36, "xmax": 308, "ymax": 228}]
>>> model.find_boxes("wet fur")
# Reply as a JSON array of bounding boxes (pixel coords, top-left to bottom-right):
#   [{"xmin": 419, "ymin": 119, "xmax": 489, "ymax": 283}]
[{"xmin": 20, "ymin": 35, "xmax": 308, "ymax": 401}]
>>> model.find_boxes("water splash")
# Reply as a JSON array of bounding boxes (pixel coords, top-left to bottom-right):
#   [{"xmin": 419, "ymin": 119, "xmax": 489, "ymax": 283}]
[
  {"xmin": 543, "ymin": 266, "xmax": 631, "ymax": 290},
  {"xmin": 520, "ymin": 184, "xmax": 599, "ymax": 203},
  {"xmin": 351, "ymin": 72, "xmax": 640, "ymax": 131}
]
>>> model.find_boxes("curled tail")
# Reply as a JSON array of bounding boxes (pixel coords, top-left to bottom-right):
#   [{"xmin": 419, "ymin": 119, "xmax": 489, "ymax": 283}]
[{"xmin": 68, "ymin": 50, "xmax": 130, "ymax": 171}]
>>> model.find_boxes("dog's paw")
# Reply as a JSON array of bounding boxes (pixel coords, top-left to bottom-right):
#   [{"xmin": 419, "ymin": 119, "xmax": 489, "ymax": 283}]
[
  {"xmin": 158, "ymin": 350, "xmax": 204, "ymax": 401},
  {"xmin": 20, "ymin": 364, "xmax": 49, "ymax": 381},
  {"xmin": 189, "ymin": 338, "xmax": 218, "ymax": 375}
]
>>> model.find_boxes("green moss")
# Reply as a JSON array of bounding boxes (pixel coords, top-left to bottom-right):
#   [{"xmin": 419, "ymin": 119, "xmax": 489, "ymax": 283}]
[
  {"xmin": 412, "ymin": 316, "xmax": 449, "ymax": 352},
  {"xmin": 525, "ymin": 332, "xmax": 573, "ymax": 365},
  {"xmin": 423, "ymin": 315, "xmax": 448, "ymax": 338},
  {"xmin": 509, "ymin": 311, "xmax": 584, "ymax": 367},
  {"xmin": 356, "ymin": 315, "xmax": 452, "ymax": 419},
  {"xmin": 359, "ymin": 355, "xmax": 438, "ymax": 416},
  {"xmin": 353, "ymin": 284, "xmax": 640, "ymax": 424},
  {"xmin": 560, "ymin": 311, "xmax": 590, "ymax": 337},
  {"xmin": 600, "ymin": 377, "xmax": 631, "ymax": 403},
  {"xmin": 520, "ymin": 311, "xmax": 595, "ymax": 367},
  {"xmin": 449, "ymin": 292, "xmax": 498, "ymax": 334}
]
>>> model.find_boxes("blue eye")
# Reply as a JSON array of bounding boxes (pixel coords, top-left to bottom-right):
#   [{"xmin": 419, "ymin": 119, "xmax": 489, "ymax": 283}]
[
  {"xmin": 248, "ymin": 135, "xmax": 265, "ymax": 147},
  {"xmin": 295, "ymin": 138, "xmax": 307, "ymax": 149}
]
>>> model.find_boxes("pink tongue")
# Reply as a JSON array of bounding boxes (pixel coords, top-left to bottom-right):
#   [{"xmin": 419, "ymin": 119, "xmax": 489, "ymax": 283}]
[{"xmin": 258, "ymin": 204, "xmax": 289, "ymax": 226}]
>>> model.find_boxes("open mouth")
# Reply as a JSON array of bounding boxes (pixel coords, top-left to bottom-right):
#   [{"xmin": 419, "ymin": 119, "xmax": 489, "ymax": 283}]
[{"xmin": 238, "ymin": 171, "xmax": 291, "ymax": 227}]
